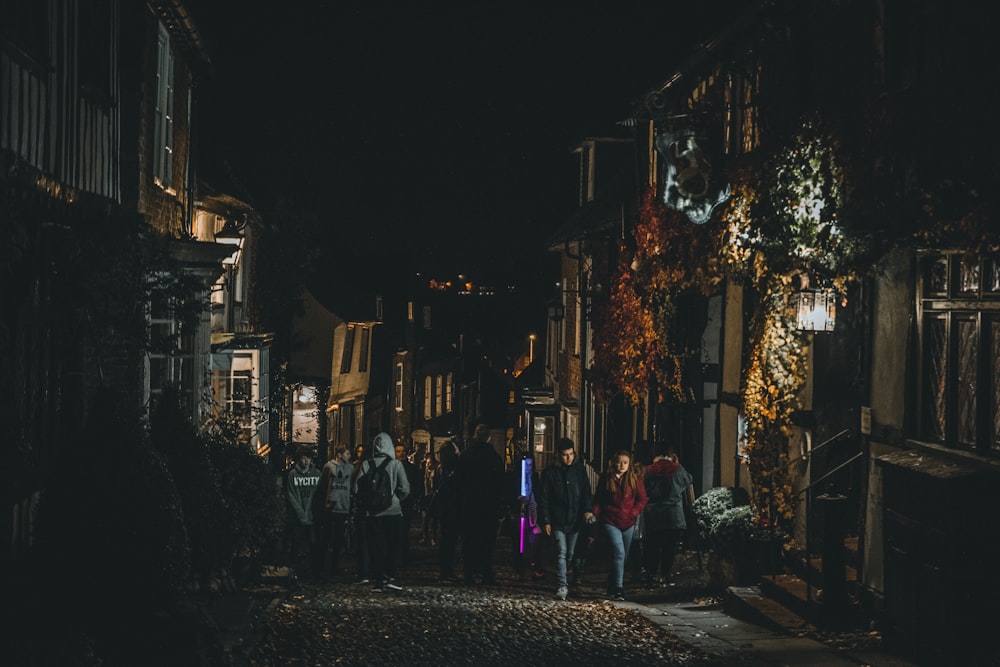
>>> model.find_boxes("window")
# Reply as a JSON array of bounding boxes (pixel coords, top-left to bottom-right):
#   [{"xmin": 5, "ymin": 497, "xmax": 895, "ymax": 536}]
[
  {"xmin": 436, "ymin": 375, "xmax": 444, "ymax": 415},
  {"xmin": 423, "ymin": 376, "xmax": 433, "ymax": 419},
  {"xmin": 918, "ymin": 252, "xmax": 1000, "ymax": 454},
  {"xmin": 154, "ymin": 22, "xmax": 174, "ymax": 188},
  {"xmin": 340, "ymin": 325, "xmax": 356, "ymax": 373},
  {"xmin": 446, "ymin": 372, "xmax": 453, "ymax": 412},
  {"xmin": 359, "ymin": 327, "xmax": 370, "ymax": 372},
  {"xmin": 147, "ymin": 287, "xmax": 194, "ymax": 415},
  {"xmin": 394, "ymin": 362, "xmax": 404, "ymax": 411}
]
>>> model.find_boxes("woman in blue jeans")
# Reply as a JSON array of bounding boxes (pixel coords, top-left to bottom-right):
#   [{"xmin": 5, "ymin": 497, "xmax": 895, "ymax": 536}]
[{"xmin": 592, "ymin": 450, "xmax": 648, "ymax": 601}]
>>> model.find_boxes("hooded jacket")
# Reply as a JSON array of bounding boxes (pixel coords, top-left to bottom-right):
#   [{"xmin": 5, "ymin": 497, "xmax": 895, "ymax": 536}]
[
  {"xmin": 286, "ymin": 460, "xmax": 322, "ymax": 525},
  {"xmin": 353, "ymin": 432, "xmax": 410, "ymax": 517},
  {"xmin": 321, "ymin": 457, "xmax": 354, "ymax": 514},
  {"xmin": 643, "ymin": 457, "xmax": 693, "ymax": 531}
]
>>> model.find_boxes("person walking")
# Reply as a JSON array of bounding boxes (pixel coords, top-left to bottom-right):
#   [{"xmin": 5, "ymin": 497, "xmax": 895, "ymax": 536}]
[
  {"xmin": 394, "ymin": 443, "xmax": 424, "ymax": 565},
  {"xmin": 318, "ymin": 444, "xmax": 354, "ymax": 579},
  {"xmin": 592, "ymin": 450, "xmax": 648, "ymax": 601},
  {"xmin": 642, "ymin": 447, "xmax": 695, "ymax": 587},
  {"xmin": 429, "ymin": 440, "xmax": 461, "ymax": 583},
  {"xmin": 537, "ymin": 437, "xmax": 594, "ymax": 600},
  {"xmin": 421, "ymin": 452, "xmax": 441, "ymax": 546},
  {"xmin": 453, "ymin": 422, "xmax": 505, "ymax": 585},
  {"xmin": 354, "ymin": 432, "xmax": 410, "ymax": 591}
]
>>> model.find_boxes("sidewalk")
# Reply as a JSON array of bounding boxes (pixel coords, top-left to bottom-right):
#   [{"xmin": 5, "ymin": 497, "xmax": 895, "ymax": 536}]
[{"xmin": 616, "ymin": 597, "xmax": 918, "ymax": 667}]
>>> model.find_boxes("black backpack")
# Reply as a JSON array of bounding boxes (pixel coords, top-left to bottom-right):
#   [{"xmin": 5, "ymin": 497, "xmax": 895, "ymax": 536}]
[{"xmin": 357, "ymin": 457, "xmax": 394, "ymax": 514}]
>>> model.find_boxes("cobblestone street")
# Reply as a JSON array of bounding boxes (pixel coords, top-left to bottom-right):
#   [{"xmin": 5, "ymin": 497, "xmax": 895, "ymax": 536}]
[{"xmin": 242, "ymin": 528, "xmax": 738, "ymax": 666}]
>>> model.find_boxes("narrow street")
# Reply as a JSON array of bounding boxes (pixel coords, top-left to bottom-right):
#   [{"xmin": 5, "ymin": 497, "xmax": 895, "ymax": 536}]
[{"xmin": 242, "ymin": 526, "xmax": 737, "ymax": 666}]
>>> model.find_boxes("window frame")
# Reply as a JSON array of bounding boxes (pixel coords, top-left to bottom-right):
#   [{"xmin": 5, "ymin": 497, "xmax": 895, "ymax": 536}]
[
  {"xmin": 917, "ymin": 251, "xmax": 1000, "ymax": 455},
  {"xmin": 154, "ymin": 21, "xmax": 174, "ymax": 189}
]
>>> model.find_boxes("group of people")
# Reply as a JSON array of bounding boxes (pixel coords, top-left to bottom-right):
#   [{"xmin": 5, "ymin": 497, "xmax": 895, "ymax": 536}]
[
  {"xmin": 283, "ymin": 425, "xmax": 694, "ymax": 603},
  {"xmin": 282, "ymin": 422, "xmax": 506, "ymax": 592},
  {"xmin": 535, "ymin": 437, "xmax": 694, "ymax": 601}
]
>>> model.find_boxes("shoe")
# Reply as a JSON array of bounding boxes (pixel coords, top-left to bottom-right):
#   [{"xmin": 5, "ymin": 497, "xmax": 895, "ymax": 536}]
[
  {"xmin": 355, "ymin": 577, "xmax": 370, "ymax": 585},
  {"xmin": 614, "ymin": 588, "xmax": 625, "ymax": 601},
  {"xmin": 385, "ymin": 579, "xmax": 403, "ymax": 591},
  {"xmin": 438, "ymin": 576, "xmax": 457, "ymax": 585},
  {"xmin": 372, "ymin": 581, "xmax": 385, "ymax": 591},
  {"xmin": 555, "ymin": 586, "xmax": 568, "ymax": 601}
]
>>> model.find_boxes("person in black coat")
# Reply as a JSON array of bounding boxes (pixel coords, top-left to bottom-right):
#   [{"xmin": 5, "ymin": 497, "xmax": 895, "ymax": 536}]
[
  {"xmin": 537, "ymin": 437, "xmax": 594, "ymax": 600},
  {"xmin": 453, "ymin": 423, "xmax": 505, "ymax": 585}
]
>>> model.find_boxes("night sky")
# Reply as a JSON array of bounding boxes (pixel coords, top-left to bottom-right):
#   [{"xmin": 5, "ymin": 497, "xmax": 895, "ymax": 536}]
[{"xmin": 191, "ymin": 1, "xmax": 743, "ymax": 289}]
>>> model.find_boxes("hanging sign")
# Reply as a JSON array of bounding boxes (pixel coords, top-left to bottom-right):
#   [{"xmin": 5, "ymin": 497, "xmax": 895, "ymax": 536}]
[{"xmin": 655, "ymin": 126, "xmax": 731, "ymax": 224}]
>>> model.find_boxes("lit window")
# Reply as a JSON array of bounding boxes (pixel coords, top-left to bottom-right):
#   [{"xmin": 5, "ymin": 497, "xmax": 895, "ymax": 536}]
[
  {"xmin": 154, "ymin": 22, "xmax": 174, "ymax": 188},
  {"xmin": 436, "ymin": 375, "xmax": 444, "ymax": 415},
  {"xmin": 446, "ymin": 372, "xmax": 453, "ymax": 412},
  {"xmin": 359, "ymin": 327, "xmax": 370, "ymax": 372},
  {"xmin": 394, "ymin": 362, "xmax": 404, "ymax": 411},
  {"xmin": 340, "ymin": 325, "xmax": 355, "ymax": 373},
  {"xmin": 424, "ymin": 376, "xmax": 433, "ymax": 419}
]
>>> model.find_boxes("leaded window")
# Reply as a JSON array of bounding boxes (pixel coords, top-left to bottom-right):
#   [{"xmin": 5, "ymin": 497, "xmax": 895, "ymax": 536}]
[{"xmin": 918, "ymin": 252, "xmax": 1000, "ymax": 454}]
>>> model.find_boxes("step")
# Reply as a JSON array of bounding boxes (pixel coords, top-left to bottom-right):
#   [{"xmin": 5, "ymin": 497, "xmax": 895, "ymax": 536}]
[
  {"xmin": 760, "ymin": 572, "xmax": 863, "ymax": 630},
  {"xmin": 722, "ymin": 584, "xmax": 811, "ymax": 634}
]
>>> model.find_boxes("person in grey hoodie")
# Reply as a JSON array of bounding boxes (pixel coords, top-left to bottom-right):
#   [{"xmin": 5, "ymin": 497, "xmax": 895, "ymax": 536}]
[
  {"xmin": 318, "ymin": 444, "xmax": 354, "ymax": 578},
  {"xmin": 353, "ymin": 432, "xmax": 410, "ymax": 591}
]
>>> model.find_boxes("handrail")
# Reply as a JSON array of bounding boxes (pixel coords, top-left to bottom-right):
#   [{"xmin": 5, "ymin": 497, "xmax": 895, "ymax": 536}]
[
  {"xmin": 785, "ymin": 428, "xmax": 852, "ymax": 468},
  {"xmin": 795, "ymin": 451, "xmax": 864, "ymax": 497}
]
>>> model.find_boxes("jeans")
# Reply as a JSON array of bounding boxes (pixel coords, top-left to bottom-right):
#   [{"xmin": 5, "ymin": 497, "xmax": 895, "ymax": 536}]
[
  {"xmin": 552, "ymin": 529, "xmax": 580, "ymax": 588},
  {"xmin": 368, "ymin": 514, "xmax": 403, "ymax": 584},
  {"xmin": 602, "ymin": 522, "xmax": 635, "ymax": 591}
]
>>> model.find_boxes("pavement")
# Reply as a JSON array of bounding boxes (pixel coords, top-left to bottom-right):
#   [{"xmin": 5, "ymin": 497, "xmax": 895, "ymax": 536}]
[{"xmin": 206, "ymin": 533, "xmax": 922, "ymax": 667}]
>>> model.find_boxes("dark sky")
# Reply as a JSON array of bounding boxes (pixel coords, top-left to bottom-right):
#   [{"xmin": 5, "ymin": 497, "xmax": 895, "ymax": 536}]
[{"xmin": 190, "ymin": 1, "xmax": 741, "ymax": 287}]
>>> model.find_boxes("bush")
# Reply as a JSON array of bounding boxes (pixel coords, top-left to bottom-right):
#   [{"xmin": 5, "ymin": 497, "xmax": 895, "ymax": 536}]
[
  {"xmin": 709, "ymin": 505, "xmax": 754, "ymax": 558},
  {"xmin": 691, "ymin": 486, "xmax": 750, "ymax": 545}
]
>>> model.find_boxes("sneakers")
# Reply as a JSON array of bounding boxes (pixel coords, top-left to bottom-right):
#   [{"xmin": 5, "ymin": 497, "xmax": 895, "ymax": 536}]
[
  {"xmin": 354, "ymin": 577, "xmax": 371, "ymax": 585},
  {"xmin": 555, "ymin": 586, "xmax": 568, "ymax": 601},
  {"xmin": 608, "ymin": 587, "xmax": 625, "ymax": 601},
  {"xmin": 385, "ymin": 579, "xmax": 403, "ymax": 591}
]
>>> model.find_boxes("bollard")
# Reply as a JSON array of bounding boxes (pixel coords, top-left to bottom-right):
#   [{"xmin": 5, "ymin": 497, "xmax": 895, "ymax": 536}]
[{"xmin": 816, "ymin": 484, "xmax": 849, "ymax": 627}]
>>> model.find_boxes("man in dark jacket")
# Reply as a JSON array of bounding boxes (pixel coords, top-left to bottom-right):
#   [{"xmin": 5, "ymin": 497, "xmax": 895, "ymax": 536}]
[
  {"xmin": 453, "ymin": 422, "xmax": 505, "ymax": 585},
  {"xmin": 538, "ymin": 437, "xmax": 595, "ymax": 600}
]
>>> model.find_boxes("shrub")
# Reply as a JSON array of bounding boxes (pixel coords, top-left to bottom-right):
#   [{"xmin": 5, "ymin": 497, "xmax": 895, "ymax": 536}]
[
  {"xmin": 691, "ymin": 485, "xmax": 750, "ymax": 545},
  {"xmin": 709, "ymin": 505, "xmax": 754, "ymax": 558}
]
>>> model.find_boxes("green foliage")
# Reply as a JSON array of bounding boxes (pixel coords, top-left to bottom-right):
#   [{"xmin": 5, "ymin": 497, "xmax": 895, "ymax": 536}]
[
  {"xmin": 151, "ymin": 391, "xmax": 235, "ymax": 581},
  {"xmin": 709, "ymin": 505, "xmax": 755, "ymax": 559},
  {"xmin": 691, "ymin": 485, "xmax": 750, "ymax": 545},
  {"xmin": 206, "ymin": 425, "xmax": 283, "ymax": 569}
]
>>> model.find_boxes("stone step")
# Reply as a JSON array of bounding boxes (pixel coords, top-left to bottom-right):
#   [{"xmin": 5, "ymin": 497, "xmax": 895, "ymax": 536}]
[{"xmin": 722, "ymin": 584, "xmax": 811, "ymax": 634}]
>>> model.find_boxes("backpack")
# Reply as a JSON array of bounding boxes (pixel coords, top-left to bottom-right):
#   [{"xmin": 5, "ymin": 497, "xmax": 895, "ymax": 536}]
[{"xmin": 357, "ymin": 457, "xmax": 394, "ymax": 514}]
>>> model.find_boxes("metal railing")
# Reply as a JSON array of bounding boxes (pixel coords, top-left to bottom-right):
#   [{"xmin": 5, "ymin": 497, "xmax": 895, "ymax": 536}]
[{"xmin": 794, "ymin": 430, "xmax": 862, "ymax": 605}]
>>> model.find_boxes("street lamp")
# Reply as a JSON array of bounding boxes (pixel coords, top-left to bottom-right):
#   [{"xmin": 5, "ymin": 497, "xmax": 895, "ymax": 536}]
[
  {"xmin": 528, "ymin": 333, "xmax": 536, "ymax": 364},
  {"xmin": 215, "ymin": 219, "xmax": 245, "ymax": 268}
]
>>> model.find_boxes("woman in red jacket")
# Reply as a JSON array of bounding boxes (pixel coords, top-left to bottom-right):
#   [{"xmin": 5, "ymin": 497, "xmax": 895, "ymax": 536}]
[{"xmin": 592, "ymin": 450, "xmax": 648, "ymax": 601}]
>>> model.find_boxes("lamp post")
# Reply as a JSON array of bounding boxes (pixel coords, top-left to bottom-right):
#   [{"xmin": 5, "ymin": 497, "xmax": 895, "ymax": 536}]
[{"xmin": 528, "ymin": 333, "xmax": 536, "ymax": 365}]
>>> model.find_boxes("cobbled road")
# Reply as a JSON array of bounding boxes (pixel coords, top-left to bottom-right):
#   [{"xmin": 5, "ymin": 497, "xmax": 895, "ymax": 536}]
[{"xmin": 244, "ymin": 532, "xmax": 742, "ymax": 666}]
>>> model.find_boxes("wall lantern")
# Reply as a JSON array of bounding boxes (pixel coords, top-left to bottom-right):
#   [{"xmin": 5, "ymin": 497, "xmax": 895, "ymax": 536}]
[
  {"xmin": 796, "ymin": 289, "xmax": 836, "ymax": 332},
  {"xmin": 215, "ymin": 220, "xmax": 245, "ymax": 267},
  {"xmin": 546, "ymin": 299, "xmax": 565, "ymax": 322}
]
